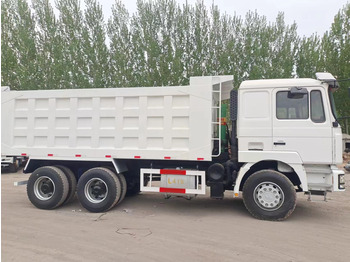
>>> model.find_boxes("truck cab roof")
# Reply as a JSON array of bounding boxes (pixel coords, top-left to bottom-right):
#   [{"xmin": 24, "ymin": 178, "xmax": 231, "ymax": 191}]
[{"xmin": 239, "ymin": 78, "xmax": 323, "ymax": 90}]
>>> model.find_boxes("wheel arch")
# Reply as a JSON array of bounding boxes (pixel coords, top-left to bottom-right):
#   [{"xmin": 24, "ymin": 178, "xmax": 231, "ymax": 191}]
[{"xmin": 234, "ymin": 160, "xmax": 308, "ymax": 195}]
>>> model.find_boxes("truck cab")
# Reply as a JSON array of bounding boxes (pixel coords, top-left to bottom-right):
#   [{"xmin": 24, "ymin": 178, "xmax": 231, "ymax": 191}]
[{"xmin": 233, "ymin": 73, "xmax": 345, "ymax": 199}]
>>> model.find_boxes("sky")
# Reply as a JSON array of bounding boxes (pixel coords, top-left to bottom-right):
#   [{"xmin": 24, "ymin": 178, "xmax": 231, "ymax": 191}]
[{"xmin": 97, "ymin": 0, "xmax": 349, "ymax": 37}]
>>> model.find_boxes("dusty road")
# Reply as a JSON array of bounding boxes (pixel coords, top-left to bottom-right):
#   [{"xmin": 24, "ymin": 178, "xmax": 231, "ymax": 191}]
[{"xmin": 2, "ymin": 167, "xmax": 350, "ymax": 262}]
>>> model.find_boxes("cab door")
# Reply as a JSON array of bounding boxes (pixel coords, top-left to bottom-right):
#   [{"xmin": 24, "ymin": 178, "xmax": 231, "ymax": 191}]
[{"xmin": 272, "ymin": 87, "xmax": 333, "ymax": 164}]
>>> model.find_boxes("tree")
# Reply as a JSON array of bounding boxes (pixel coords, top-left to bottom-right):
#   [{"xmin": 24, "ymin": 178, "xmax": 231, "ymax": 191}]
[
  {"xmin": 268, "ymin": 13, "xmax": 298, "ymax": 79},
  {"xmin": 1, "ymin": 0, "xmax": 18, "ymax": 87},
  {"xmin": 83, "ymin": 0, "xmax": 110, "ymax": 88},
  {"xmin": 191, "ymin": 0, "xmax": 210, "ymax": 77},
  {"xmin": 326, "ymin": 3, "xmax": 350, "ymax": 117},
  {"xmin": 296, "ymin": 34, "xmax": 321, "ymax": 78},
  {"xmin": 56, "ymin": 0, "xmax": 88, "ymax": 88},
  {"xmin": 108, "ymin": 0, "xmax": 133, "ymax": 87},
  {"xmin": 1, "ymin": 0, "xmax": 38, "ymax": 90},
  {"xmin": 32, "ymin": 0, "xmax": 63, "ymax": 89}
]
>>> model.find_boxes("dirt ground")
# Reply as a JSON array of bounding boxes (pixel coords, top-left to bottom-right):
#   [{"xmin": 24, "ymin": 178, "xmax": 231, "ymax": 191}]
[{"xmin": 2, "ymin": 165, "xmax": 350, "ymax": 262}]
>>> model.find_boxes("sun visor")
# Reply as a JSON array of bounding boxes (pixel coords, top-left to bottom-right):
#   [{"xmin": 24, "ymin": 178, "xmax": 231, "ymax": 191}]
[{"xmin": 316, "ymin": 72, "xmax": 339, "ymax": 88}]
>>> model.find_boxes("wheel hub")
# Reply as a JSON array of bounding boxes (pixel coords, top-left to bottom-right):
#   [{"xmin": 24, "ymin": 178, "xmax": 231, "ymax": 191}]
[
  {"xmin": 254, "ymin": 182, "xmax": 284, "ymax": 211},
  {"xmin": 41, "ymin": 183, "xmax": 53, "ymax": 194},
  {"xmin": 34, "ymin": 176, "xmax": 55, "ymax": 201},
  {"xmin": 91, "ymin": 184, "xmax": 105, "ymax": 196},
  {"xmin": 85, "ymin": 178, "xmax": 108, "ymax": 203}
]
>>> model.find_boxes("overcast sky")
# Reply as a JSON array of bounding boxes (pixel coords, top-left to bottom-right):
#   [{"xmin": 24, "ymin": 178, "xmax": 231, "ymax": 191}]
[{"xmin": 98, "ymin": 0, "xmax": 349, "ymax": 37}]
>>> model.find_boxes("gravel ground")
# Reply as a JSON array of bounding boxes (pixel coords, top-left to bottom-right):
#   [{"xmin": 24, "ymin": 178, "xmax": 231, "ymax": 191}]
[{"xmin": 1, "ymin": 165, "xmax": 350, "ymax": 262}]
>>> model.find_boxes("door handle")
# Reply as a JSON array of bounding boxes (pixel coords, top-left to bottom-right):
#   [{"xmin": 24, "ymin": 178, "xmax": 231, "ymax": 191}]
[{"xmin": 274, "ymin": 141, "xmax": 286, "ymax": 146}]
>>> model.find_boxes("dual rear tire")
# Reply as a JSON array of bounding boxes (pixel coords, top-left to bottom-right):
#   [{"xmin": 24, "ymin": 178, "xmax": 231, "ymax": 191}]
[
  {"xmin": 77, "ymin": 167, "xmax": 126, "ymax": 213},
  {"xmin": 27, "ymin": 166, "xmax": 126, "ymax": 213},
  {"xmin": 27, "ymin": 166, "xmax": 70, "ymax": 209}
]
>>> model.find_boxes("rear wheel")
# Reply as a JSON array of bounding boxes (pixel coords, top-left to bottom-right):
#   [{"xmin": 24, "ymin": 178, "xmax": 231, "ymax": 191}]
[
  {"xmin": 102, "ymin": 166, "xmax": 127, "ymax": 204},
  {"xmin": 55, "ymin": 165, "xmax": 77, "ymax": 204},
  {"xmin": 27, "ymin": 166, "xmax": 69, "ymax": 209},
  {"xmin": 77, "ymin": 168, "xmax": 121, "ymax": 213},
  {"xmin": 117, "ymin": 173, "xmax": 127, "ymax": 204},
  {"xmin": 242, "ymin": 170, "xmax": 296, "ymax": 221}
]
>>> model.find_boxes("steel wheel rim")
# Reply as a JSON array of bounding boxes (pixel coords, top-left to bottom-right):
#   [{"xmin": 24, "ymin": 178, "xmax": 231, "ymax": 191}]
[
  {"xmin": 34, "ymin": 176, "xmax": 55, "ymax": 201},
  {"xmin": 253, "ymin": 182, "xmax": 284, "ymax": 211},
  {"xmin": 84, "ymin": 178, "xmax": 108, "ymax": 203}
]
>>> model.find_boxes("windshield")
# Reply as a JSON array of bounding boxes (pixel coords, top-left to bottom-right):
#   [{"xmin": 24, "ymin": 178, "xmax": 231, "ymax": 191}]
[{"xmin": 328, "ymin": 87, "xmax": 338, "ymax": 120}]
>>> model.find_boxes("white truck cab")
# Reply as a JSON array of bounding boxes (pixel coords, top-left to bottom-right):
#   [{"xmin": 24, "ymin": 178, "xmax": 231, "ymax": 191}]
[{"xmin": 235, "ymin": 73, "xmax": 344, "ymax": 195}]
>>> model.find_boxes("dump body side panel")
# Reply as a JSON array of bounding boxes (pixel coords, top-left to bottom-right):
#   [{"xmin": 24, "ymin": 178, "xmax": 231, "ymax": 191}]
[{"xmin": 1, "ymin": 80, "xmax": 215, "ymax": 161}]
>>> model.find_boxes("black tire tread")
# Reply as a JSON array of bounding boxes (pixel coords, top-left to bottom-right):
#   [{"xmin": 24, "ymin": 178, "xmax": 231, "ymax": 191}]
[
  {"xmin": 55, "ymin": 165, "xmax": 77, "ymax": 204},
  {"xmin": 77, "ymin": 167, "xmax": 121, "ymax": 212},
  {"xmin": 27, "ymin": 166, "xmax": 69, "ymax": 209},
  {"xmin": 116, "ymin": 173, "xmax": 127, "ymax": 205},
  {"xmin": 101, "ymin": 166, "xmax": 127, "ymax": 206},
  {"xmin": 242, "ymin": 170, "xmax": 296, "ymax": 221}
]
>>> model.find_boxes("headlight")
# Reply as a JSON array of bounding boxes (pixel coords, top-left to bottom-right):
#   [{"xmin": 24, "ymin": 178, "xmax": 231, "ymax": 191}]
[{"xmin": 339, "ymin": 174, "xmax": 345, "ymax": 189}]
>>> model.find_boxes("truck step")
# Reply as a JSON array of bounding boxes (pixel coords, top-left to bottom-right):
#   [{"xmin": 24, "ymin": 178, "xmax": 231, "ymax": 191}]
[{"xmin": 305, "ymin": 191, "xmax": 328, "ymax": 202}]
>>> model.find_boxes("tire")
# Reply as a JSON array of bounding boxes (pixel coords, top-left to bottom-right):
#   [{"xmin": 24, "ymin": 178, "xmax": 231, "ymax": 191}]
[
  {"xmin": 242, "ymin": 170, "xmax": 296, "ymax": 221},
  {"xmin": 117, "ymin": 173, "xmax": 127, "ymax": 204},
  {"xmin": 27, "ymin": 166, "xmax": 69, "ymax": 209},
  {"xmin": 102, "ymin": 166, "xmax": 127, "ymax": 205},
  {"xmin": 55, "ymin": 165, "xmax": 77, "ymax": 204},
  {"xmin": 77, "ymin": 167, "xmax": 121, "ymax": 213}
]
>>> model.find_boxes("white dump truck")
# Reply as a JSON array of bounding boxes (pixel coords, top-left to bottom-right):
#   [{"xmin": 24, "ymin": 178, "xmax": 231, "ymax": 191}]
[{"xmin": 1, "ymin": 73, "xmax": 345, "ymax": 220}]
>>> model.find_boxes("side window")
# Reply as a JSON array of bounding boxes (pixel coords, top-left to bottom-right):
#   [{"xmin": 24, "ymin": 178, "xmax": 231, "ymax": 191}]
[
  {"xmin": 276, "ymin": 91, "xmax": 308, "ymax": 119},
  {"xmin": 311, "ymin": 90, "xmax": 325, "ymax": 123}
]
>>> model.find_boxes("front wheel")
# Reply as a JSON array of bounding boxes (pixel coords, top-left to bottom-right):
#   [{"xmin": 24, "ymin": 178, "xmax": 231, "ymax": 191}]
[{"xmin": 242, "ymin": 170, "xmax": 296, "ymax": 221}]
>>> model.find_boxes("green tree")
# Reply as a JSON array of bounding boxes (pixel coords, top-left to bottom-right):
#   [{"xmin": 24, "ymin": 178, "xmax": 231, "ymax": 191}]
[
  {"xmin": 1, "ymin": 0, "xmax": 38, "ymax": 90},
  {"xmin": 177, "ymin": 1, "xmax": 195, "ymax": 84},
  {"xmin": 296, "ymin": 34, "xmax": 322, "ymax": 78},
  {"xmin": 32, "ymin": 0, "xmax": 63, "ymax": 89},
  {"xmin": 56, "ymin": 0, "xmax": 88, "ymax": 88},
  {"xmin": 327, "ymin": 3, "xmax": 350, "ymax": 117},
  {"xmin": 108, "ymin": 0, "xmax": 133, "ymax": 87},
  {"xmin": 268, "ymin": 13, "xmax": 298, "ymax": 78},
  {"xmin": 156, "ymin": 0, "xmax": 179, "ymax": 85},
  {"xmin": 1, "ymin": 0, "xmax": 18, "ymax": 88},
  {"xmin": 83, "ymin": 0, "xmax": 110, "ymax": 88},
  {"xmin": 191, "ymin": 0, "xmax": 210, "ymax": 77},
  {"xmin": 134, "ymin": 0, "xmax": 162, "ymax": 86}
]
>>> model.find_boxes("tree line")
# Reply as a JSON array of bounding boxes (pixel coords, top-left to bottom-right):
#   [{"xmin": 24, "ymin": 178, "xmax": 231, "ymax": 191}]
[{"xmin": 1, "ymin": 0, "xmax": 349, "ymax": 116}]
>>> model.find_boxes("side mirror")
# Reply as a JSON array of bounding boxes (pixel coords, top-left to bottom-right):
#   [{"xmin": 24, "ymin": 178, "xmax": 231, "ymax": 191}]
[{"xmin": 288, "ymin": 87, "xmax": 308, "ymax": 99}]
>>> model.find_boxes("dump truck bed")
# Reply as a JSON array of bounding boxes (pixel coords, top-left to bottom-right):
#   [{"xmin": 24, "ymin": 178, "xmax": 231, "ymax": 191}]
[{"xmin": 1, "ymin": 76, "xmax": 233, "ymax": 162}]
